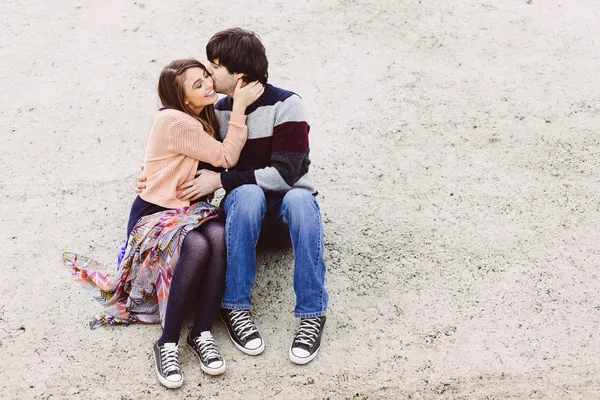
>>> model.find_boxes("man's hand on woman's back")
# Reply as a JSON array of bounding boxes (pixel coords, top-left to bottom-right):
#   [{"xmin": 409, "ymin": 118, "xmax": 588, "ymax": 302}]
[{"xmin": 136, "ymin": 165, "xmax": 147, "ymax": 193}]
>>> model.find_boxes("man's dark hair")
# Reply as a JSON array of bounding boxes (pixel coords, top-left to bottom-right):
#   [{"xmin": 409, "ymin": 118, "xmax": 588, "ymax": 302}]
[{"xmin": 206, "ymin": 28, "xmax": 269, "ymax": 84}]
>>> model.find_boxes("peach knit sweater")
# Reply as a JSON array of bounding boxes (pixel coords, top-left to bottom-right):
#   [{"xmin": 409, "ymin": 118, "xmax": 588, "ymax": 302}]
[{"xmin": 140, "ymin": 108, "xmax": 247, "ymax": 208}]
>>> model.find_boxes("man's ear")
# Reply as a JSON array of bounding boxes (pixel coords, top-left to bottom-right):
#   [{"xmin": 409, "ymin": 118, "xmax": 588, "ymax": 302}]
[{"xmin": 234, "ymin": 72, "xmax": 245, "ymax": 81}]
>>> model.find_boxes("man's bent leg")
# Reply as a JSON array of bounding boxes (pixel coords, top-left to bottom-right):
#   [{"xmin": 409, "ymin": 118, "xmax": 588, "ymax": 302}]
[
  {"xmin": 222, "ymin": 184, "xmax": 266, "ymax": 310},
  {"xmin": 280, "ymin": 189, "xmax": 328, "ymax": 318}
]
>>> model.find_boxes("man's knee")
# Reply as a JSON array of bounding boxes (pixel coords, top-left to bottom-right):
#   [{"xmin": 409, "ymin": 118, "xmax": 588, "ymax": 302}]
[
  {"xmin": 281, "ymin": 189, "xmax": 318, "ymax": 220},
  {"xmin": 226, "ymin": 184, "xmax": 266, "ymax": 219}
]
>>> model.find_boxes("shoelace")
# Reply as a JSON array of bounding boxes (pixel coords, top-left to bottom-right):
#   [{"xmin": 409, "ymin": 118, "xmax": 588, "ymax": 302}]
[
  {"xmin": 160, "ymin": 345, "xmax": 180, "ymax": 374},
  {"xmin": 293, "ymin": 318, "xmax": 321, "ymax": 347},
  {"xmin": 229, "ymin": 310, "xmax": 258, "ymax": 340},
  {"xmin": 193, "ymin": 335, "xmax": 221, "ymax": 363}
]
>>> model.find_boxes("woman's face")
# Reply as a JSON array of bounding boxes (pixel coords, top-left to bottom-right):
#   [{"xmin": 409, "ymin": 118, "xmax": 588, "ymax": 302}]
[{"xmin": 182, "ymin": 67, "xmax": 218, "ymax": 114}]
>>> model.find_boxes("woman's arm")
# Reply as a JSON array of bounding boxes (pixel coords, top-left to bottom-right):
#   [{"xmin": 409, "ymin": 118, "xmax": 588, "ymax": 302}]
[
  {"xmin": 167, "ymin": 80, "xmax": 264, "ymax": 168},
  {"xmin": 168, "ymin": 113, "xmax": 247, "ymax": 169}
]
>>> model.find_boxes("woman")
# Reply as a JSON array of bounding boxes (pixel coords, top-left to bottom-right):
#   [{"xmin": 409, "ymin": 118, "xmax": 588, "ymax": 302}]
[{"xmin": 63, "ymin": 59, "xmax": 264, "ymax": 389}]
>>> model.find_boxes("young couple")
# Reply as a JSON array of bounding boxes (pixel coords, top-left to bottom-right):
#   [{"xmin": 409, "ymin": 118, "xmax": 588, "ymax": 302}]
[{"xmin": 63, "ymin": 28, "xmax": 328, "ymax": 389}]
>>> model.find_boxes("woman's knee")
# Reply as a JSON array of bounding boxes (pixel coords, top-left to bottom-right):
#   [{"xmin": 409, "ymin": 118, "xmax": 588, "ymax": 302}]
[
  {"xmin": 201, "ymin": 221, "xmax": 226, "ymax": 247},
  {"xmin": 182, "ymin": 230, "xmax": 210, "ymax": 255}
]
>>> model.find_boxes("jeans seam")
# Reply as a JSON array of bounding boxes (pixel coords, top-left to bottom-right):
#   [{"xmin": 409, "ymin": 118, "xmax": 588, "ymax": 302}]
[
  {"xmin": 222, "ymin": 190, "xmax": 237, "ymax": 307},
  {"xmin": 222, "ymin": 185, "xmax": 266, "ymax": 309},
  {"xmin": 221, "ymin": 302, "xmax": 251, "ymax": 310},
  {"xmin": 313, "ymin": 197, "xmax": 325, "ymax": 313},
  {"xmin": 286, "ymin": 191, "xmax": 327, "ymax": 317},
  {"xmin": 295, "ymin": 310, "xmax": 326, "ymax": 318}
]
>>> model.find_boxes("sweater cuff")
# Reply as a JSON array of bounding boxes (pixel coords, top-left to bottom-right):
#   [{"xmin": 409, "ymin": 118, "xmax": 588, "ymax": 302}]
[
  {"xmin": 229, "ymin": 112, "xmax": 246, "ymax": 126},
  {"xmin": 220, "ymin": 170, "xmax": 257, "ymax": 192}
]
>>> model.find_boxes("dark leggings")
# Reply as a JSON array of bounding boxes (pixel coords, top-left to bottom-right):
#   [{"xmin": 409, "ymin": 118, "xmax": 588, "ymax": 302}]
[{"xmin": 158, "ymin": 220, "xmax": 227, "ymax": 345}]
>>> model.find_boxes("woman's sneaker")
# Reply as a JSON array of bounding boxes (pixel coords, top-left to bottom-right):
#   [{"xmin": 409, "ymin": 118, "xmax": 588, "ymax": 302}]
[
  {"xmin": 289, "ymin": 316, "xmax": 326, "ymax": 365},
  {"xmin": 220, "ymin": 308, "xmax": 265, "ymax": 355},
  {"xmin": 186, "ymin": 331, "xmax": 226, "ymax": 376},
  {"xmin": 153, "ymin": 341, "xmax": 183, "ymax": 389}
]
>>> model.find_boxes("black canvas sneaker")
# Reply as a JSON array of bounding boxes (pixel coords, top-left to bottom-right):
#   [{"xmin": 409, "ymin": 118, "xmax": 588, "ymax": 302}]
[
  {"xmin": 153, "ymin": 341, "xmax": 183, "ymax": 389},
  {"xmin": 187, "ymin": 331, "xmax": 226, "ymax": 376},
  {"xmin": 220, "ymin": 308, "xmax": 265, "ymax": 355},
  {"xmin": 289, "ymin": 316, "xmax": 326, "ymax": 365}
]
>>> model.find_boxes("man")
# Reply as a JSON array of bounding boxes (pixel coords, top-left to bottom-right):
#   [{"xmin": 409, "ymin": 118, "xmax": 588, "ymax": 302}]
[{"xmin": 140, "ymin": 28, "xmax": 328, "ymax": 365}]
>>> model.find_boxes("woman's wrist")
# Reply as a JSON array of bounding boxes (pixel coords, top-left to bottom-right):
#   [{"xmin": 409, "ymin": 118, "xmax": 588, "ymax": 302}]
[
  {"xmin": 229, "ymin": 111, "xmax": 246, "ymax": 126},
  {"xmin": 231, "ymin": 103, "xmax": 246, "ymax": 115}
]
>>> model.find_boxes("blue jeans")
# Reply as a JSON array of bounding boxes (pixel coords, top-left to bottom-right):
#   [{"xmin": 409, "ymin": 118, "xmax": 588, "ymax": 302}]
[{"xmin": 221, "ymin": 185, "xmax": 328, "ymax": 318}]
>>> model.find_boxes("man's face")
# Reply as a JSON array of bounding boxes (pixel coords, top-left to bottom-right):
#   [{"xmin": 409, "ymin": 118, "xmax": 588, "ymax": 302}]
[{"xmin": 207, "ymin": 59, "xmax": 239, "ymax": 96}]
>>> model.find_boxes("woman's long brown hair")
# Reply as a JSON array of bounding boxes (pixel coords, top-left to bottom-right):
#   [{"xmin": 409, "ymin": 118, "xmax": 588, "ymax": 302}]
[{"xmin": 158, "ymin": 59, "xmax": 220, "ymax": 137}]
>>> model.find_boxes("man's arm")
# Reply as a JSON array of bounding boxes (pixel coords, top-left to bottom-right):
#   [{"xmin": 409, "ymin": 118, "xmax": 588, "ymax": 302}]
[{"xmin": 220, "ymin": 94, "xmax": 312, "ymax": 193}]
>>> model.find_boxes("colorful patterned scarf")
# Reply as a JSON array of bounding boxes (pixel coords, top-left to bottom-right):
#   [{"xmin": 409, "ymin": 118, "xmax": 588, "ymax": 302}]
[{"xmin": 63, "ymin": 202, "xmax": 220, "ymax": 329}]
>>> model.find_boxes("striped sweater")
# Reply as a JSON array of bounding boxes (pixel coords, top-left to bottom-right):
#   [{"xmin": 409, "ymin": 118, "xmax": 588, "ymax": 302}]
[{"xmin": 216, "ymin": 84, "xmax": 316, "ymax": 194}]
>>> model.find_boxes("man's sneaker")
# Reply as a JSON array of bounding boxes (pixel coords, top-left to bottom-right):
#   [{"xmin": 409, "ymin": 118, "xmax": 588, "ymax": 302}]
[
  {"xmin": 153, "ymin": 341, "xmax": 183, "ymax": 389},
  {"xmin": 289, "ymin": 316, "xmax": 326, "ymax": 365},
  {"xmin": 220, "ymin": 308, "xmax": 265, "ymax": 355},
  {"xmin": 186, "ymin": 331, "xmax": 226, "ymax": 376}
]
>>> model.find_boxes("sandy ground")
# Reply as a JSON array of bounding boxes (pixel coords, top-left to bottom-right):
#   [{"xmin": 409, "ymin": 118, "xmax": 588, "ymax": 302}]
[{"xmin": 2, "ymin": 0, "xmax": 600, "ymax": 398}]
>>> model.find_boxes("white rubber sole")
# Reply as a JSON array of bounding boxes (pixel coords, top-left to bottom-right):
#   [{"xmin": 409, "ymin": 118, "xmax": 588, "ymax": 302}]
[
  {"xmin": 154, "ymin": 353, "xmax": 183, "ymax": 389},
  {"xmin": 289, "ymin": 346, "xmax": 320, "ymax": 365},
  {"xmin": 226, "ymin": 329, "xmax": 265, "ymax": 356},
  {"xmin": 187, "ymin": 342, "xmax": 227, "ymax": 376}
]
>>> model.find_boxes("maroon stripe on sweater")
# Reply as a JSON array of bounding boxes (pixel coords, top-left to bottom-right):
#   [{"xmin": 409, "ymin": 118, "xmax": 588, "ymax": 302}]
[{"xmin": 272, "ymin": 121, "xmax": 310, "ymax": 153}]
